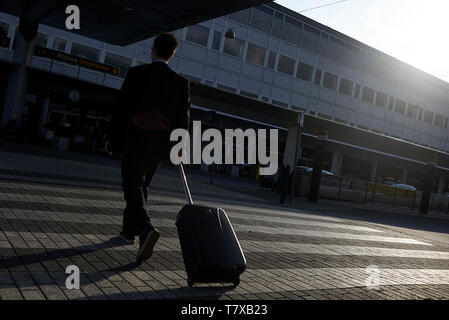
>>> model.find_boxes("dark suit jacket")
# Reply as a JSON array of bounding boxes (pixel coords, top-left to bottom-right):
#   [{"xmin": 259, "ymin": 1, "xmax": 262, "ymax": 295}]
[{"xmin": 111, "ymin": 61, "xmax": 190, "ymax": 154}]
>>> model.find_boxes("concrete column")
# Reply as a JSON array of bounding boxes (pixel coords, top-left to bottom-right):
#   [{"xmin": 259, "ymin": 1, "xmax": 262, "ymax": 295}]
[
  {"xmin": 308, "ymin": 130, "xmax": 328, "ymax": 203},
  {"xmin": 402, "ymin": 169, "xmax": 408, "ymax": 184},
  {"xmin": 370, "ymin": 162, "xmax": 378, "ymax": 182},
  {"xmin": 39, "ymin": 97, "xmax": 50, "ymax": 135},
  {"xmin": 330, "ymin": 150, "xmax": 343, "ymax": 176},
  {"xmin": 1, "ymin": 28, "xmax": 36, "ymax": 127},
  {"xmin": 437, "ymin": 176, "xmax": 445, "ymax": 194},
  {"xmin": 420, "ymin": 155, "xmax": 438, "ymax": 215}
]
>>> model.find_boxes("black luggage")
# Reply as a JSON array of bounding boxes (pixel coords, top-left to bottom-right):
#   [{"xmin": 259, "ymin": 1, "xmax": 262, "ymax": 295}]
[{"xmin": 175, "ymin": 163, "xmax": 246, "ymax": 287}]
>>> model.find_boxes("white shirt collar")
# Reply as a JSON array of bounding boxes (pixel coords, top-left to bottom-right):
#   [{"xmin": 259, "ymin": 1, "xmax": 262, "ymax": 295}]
[{"xmin": 152, "ymin": 59, "xmax": 168, "ymax": 64}]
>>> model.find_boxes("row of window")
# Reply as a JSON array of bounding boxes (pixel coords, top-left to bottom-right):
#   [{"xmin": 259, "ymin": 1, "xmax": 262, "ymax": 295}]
[
  {"xmin": 227, "ymin": 5, "xmax": 367, "ymax": 71},
  {"xmin": 2, "ymin": 18, "xmax": 448, "ymax": 131},
  {"xmin": 319, "ymin": 70, "xmax": 448, "ymax": 129},
  {"xmin": 185, "ymin": 24, "xmax": 448, "ymax": 130}
]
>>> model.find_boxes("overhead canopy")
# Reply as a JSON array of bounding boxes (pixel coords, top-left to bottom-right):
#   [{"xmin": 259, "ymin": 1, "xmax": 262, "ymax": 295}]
[{"xmin": 0, "ymin": 0, "xmax": 272, "ymax": 45}]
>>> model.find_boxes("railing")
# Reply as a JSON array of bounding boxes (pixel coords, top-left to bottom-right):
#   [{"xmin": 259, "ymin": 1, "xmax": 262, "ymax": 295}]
[{"xmin": 270, "ymin": 169, "xmax": 449, "ymax": 214}]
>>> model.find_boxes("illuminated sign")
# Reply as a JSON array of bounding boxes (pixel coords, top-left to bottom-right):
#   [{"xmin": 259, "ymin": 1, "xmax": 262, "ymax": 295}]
[{"xmin": 34, "ymin": 46, "xmax": 120, "ymax": 76}]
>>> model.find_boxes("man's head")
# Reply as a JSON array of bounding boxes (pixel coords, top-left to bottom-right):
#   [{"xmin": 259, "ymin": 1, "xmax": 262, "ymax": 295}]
[{"xmin": 151, "ymin": 33, "xmax": 178, "ymax": 62}]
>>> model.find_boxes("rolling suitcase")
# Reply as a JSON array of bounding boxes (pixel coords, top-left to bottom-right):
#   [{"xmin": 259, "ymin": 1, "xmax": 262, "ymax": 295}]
[{"xmin": 175, "ymin": 163, "xmax": 246, "ymax": 287}]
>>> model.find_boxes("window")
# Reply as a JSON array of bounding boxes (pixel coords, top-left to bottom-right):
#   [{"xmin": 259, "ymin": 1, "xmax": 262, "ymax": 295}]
[
  {"xmin": 246, "ymin": 43, "xmax": 266, "ymax": 66},
  {"xmin": 186, "ymin": 25, "xmax": 209, "ymax": 47},
  {"xmin": 394, "ymin": 99, "xmax": 406, "ymax": 114},
  {"xmin": 104, "ymin": 52, "xmax": 132, "ymax": 78},
  {"xmin": 229, "ymin": 8, "xmax": 251, "ymax": 25},
  {"xmin": 267, "ymin": 51, "xmax": 276, "ymax": 69},
  {"xmin": 339, "ymin": 78, "xmax": 353, "ymax": 95},
  {"xmin": 240, "ymin": 90, "xmax": 258, "ymax": 99},
  {"xmin": 375, "ymin": 92, "xmax": 387, "ymax": 107},
  {"xmin": 323, "ymin": 72, "xmax": 338, "ymax": 91},
  {"xmin": 342, "ymin": 43, "xmax": 359, "ymax": 68},
  {"xmin": 217, "ymin": 84, "xmax": 236, "ymax": 93},
  {"xmin": 271, "ymin": 12, "xmax": 283, "ymax": 38},
  {"xmin": 272, "ymin": 99, "xmax": 288, "ymax": 108},
  {"xmin": 211, "ymin": 31, "xmax": 221, "ymax": 50},
  {"xmin": 406, "ymin": 104, "xmax": 419, "ymax": 118},
  {"xmin": 444, "ymin": 118, "xmax": 448, "ymax": 129},
  {"xmin": 282, "ymin": 16, "xmax": 301, "ymax": 46},
  {"xmin": 388, "ymin": 97, "xmax": 394, "ymax": 110},
  {"xmin": 277, "ymin": 55, "xmax": 295, "ymax": 75},
  {"xmin": 70, "ymin": 42, "xmax": 100, "ymax": 61},
  {"xmin": 314, "ymin": 68, "xmax": 322, "ymax": 85},
  {"xmin": 223, "ymin": 37, "xmax": 244, "ymax": 58},
  {"xmin": 52, "ymin": 37, "xmax": 66, "ymax": 52},
  {"xmin": 35, "ymin": 33, "xmax": 48, "ymax": 48},
  {"xmin": 301, "ymin": 24, "xmax": 319, "ymax": 52},
  {"xmin": 296, "ymin": 62, "xmax": 313, "ymax": 82},
  {"xmin": 318, "ymin": 32, "xmax": 328, "ymax": 55},
  {"xmin": 325, "ymin": 36, "xmax": 343, "ymax": 62},
  {"xmin": 424, "ymin": 110, "xmax": 434, "ymax": 124},
  {"xmin": 354, "ymin": 83, "xmax": 361, "ymax": 99},
  {"xmin": 435, "ymin": 114, "xmax": 443, "ymax": 128},
  {"xmin": 251, "ymin": 5, "xmax": 273, "ymax": 34},
  {"xmin": 361, "ymin": 87, "xmax": 375, "ymax": 104},
  {"xmin": 417, "ymin": 108, "xmax": 422, "ymax": 120},
  {"xmin": 0, "ymin": 22, "xmax": 9, "ymax": 37}
]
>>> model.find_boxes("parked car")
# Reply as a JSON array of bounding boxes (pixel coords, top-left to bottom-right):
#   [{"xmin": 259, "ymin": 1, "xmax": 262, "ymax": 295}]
[
  {"xmin": 296, "ymin": 166, "xmax": 335, "ymax": 176},
  {"xmin": 391, "ymin": 183, "xmax": 416, "ymax": 191}
]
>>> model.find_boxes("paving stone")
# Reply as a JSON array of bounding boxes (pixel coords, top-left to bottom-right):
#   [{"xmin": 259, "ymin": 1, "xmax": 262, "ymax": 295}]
[{"xmin": 0, "ymin": 285, "xmax": 23, "ymax": 300}]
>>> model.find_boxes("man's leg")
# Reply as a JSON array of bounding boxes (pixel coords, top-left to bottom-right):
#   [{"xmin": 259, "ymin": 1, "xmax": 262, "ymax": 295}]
[
  {"xmin": 136, "ymin": 154, "xmax": 162, "ymax": 263},
  {"xmin": 143, "ymin": 161, "xmax": 160, "ymax": 204},
  {"xmin": 120, "ymin": 141, "xmax": 153, "ymax": 239}
]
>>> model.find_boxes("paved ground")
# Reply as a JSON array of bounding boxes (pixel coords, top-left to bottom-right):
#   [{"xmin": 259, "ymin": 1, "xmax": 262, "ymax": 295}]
[{"xmin": 1, "ymin": 144, "xmax": 449, "ymax": 300}]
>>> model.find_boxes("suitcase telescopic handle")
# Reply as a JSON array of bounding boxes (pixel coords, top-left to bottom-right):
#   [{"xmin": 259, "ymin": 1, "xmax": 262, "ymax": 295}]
[{"xmin": 179, "ymin": 163, "xmax": 193, "ymax": 205}]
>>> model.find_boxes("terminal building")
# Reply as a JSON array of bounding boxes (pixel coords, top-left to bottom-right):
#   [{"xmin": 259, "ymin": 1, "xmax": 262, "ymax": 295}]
[{"xmin": 0, "ymin": 2, "xmax": 448, "ymax": 195}]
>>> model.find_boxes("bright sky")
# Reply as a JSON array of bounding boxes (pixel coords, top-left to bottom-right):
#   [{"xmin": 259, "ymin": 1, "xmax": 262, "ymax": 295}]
[{"xmin": 275, "ymin": 0, "xmax": 449, "ymax": 83}]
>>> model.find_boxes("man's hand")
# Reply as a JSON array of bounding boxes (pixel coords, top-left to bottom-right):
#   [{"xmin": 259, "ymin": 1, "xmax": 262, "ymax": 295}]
[{"xmin": 105, "ymin": 141, "xmax": 113, "ymax": 156}]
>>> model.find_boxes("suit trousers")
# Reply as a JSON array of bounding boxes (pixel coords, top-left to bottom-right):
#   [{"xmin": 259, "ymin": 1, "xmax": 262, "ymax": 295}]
[{"xmin": 120, "ymin": 130, "xmax": 170, "ymax": 236}]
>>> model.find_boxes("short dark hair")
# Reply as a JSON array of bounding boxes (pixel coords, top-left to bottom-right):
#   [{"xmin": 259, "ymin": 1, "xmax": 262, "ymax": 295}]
[{"xmin": 153, "ymin": 33, "xmax": 178, "ymax": 60}]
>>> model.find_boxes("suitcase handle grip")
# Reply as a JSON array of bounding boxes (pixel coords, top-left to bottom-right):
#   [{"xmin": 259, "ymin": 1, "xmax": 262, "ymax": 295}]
[{"xmin": 179, "ymin": 163, "xmax": 193, "ymax": 205}]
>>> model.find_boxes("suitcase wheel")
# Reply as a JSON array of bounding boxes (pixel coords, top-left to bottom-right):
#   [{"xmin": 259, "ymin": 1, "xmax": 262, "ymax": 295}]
[
  {"xmin": 232, "ymin": 278, "xmax": 240, "ymax": 287},
  {"xmin": 187, "ymin": 278, "xmax": 194, "ymax": 287}
]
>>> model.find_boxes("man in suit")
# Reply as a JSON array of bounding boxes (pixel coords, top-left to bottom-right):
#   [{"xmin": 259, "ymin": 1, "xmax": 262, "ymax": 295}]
[{"xmin": 105, "ymin": 33, "xmax": 190, "ymax": 263}]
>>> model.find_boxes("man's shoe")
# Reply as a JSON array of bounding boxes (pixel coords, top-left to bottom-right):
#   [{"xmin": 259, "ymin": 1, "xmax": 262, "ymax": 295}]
[
  {"xmin": 136, "ymin": 227, "xmax": 160, "ymax": 263},
  {"xmin": 119, "ymin": 232, "xmax": 135, "ymax": 245}
]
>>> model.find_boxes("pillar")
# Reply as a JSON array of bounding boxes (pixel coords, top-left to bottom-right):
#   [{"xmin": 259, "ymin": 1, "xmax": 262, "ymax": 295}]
[
  {"xmin": 420, "ymin": 154, "xmax": 438, "ymax": 215},
  {"xmin": 370, "ymin": 162, "xmax": 378, "ymax": 182},
  {"xmin": 39, "ymin": 97, "xmax": 50, "ymax": 135},
  {"xmin": 330, "ymin": 150, "xmax": 343, "ymax": 176},
  {"xmin": 402, "ymin": 169, "xmax": 408, "ymax": 184},
  {"xmin": 437, "ymin": 176, "xmax": 445, "ymax": 194},
  {"xmin": 308, "ymin": 130, "xmax": 328, "ymax": 203},
  {"xmin": 1, "ymin": 22, "xmax": 37, "ymax": 127}
]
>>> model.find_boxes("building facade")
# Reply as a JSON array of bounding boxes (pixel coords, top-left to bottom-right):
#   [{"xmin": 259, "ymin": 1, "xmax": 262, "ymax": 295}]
[{"xmin": 0, "ymin": 3, "xmax": 448, "ymax": 188}]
